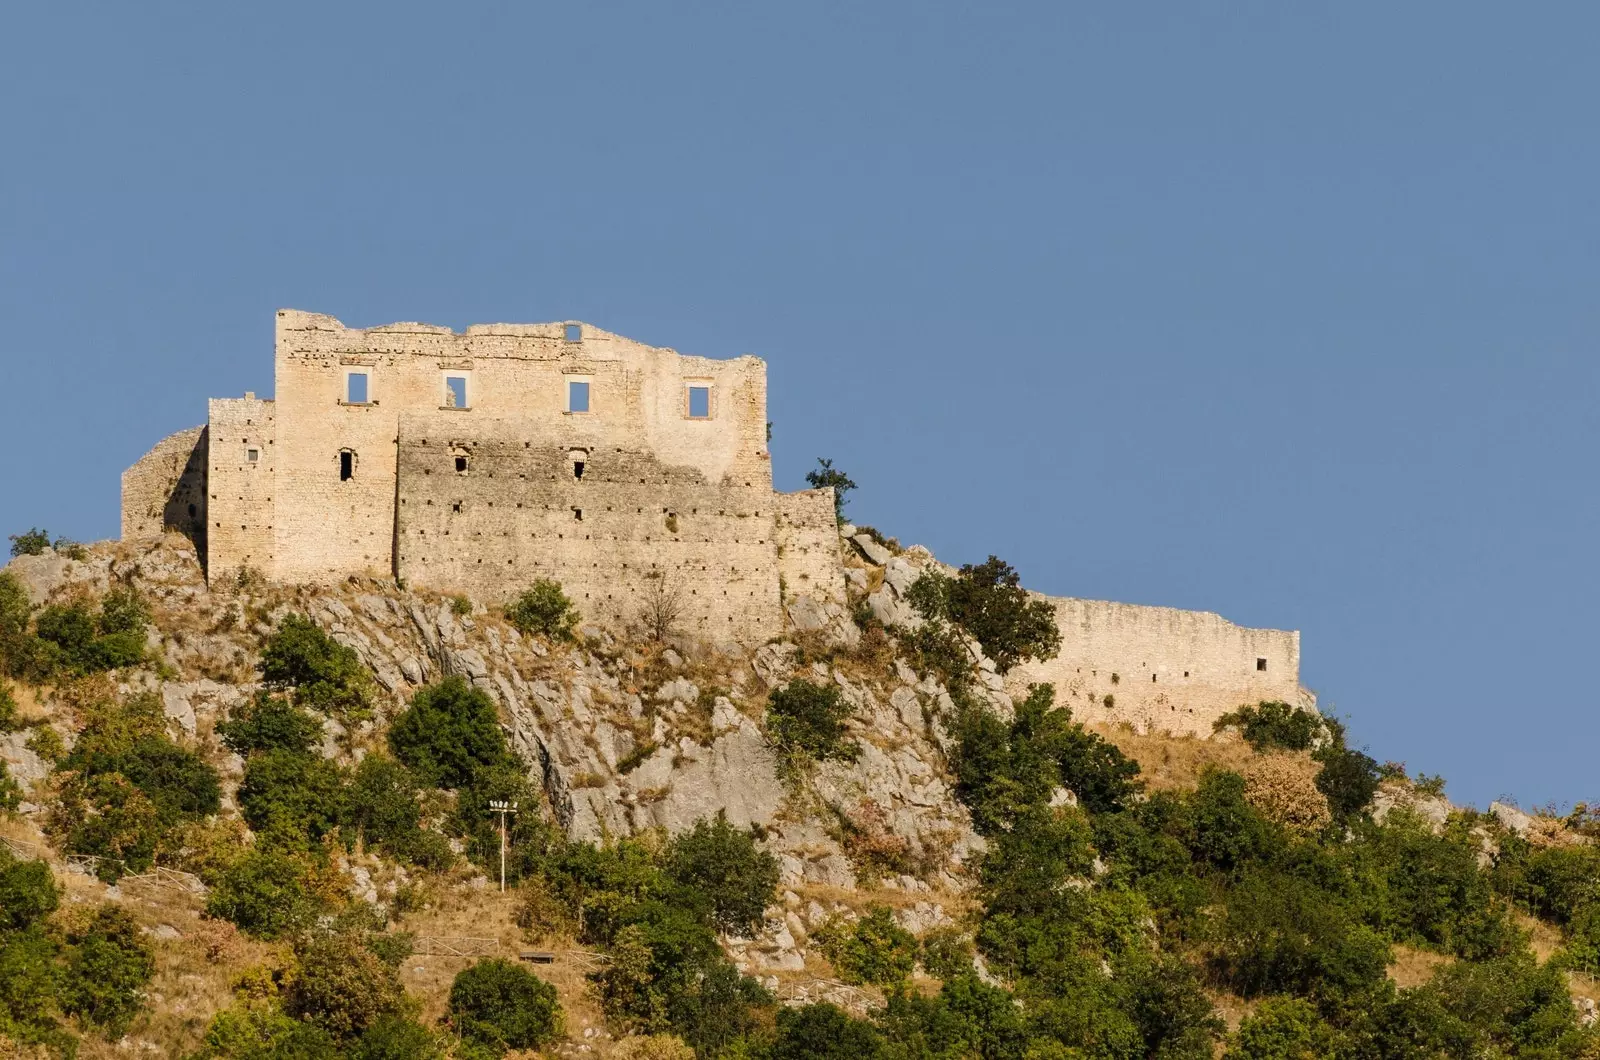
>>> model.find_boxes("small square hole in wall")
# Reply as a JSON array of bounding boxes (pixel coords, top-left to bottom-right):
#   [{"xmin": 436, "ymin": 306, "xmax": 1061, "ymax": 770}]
[
  {"xmin": 572, "ymin": 508, "xmax": 583, "ymax": 522},
  {"xmin": 445, "ymin": 376, "xmax": 468, "ymax": 409},
  {"xmin": 568, "ymin": 380, "xmax": 590, "ymax": 413},
  {"xmin": 247, "ymin": 448, "xmax": 259, "ymax": 463},
  {"xmin": 1256, "ymin": 657, "xmax": 1268, "ymax": 671},
  {"xmin": 346, "ymin": 372, "xmax": 368, "ymax": 404},
  {"xmin": 687, "ymin": 385, "xmax": 711, "ymax": 419},
  {"xmin": 455, "ymin": 456, "xmax": 469, "ymax": 474},
  {"xmin": 564, "ymin": 323, "xmax": 582, "ymax": 342}
]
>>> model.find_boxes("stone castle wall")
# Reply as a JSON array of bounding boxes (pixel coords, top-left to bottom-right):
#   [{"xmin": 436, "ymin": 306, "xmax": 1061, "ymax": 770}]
[
  {"xmin": 394, "ymin": 414, "xmax": 787, "ymax": 638},
  {"xmin": 774, "ymin": 489, "xmax": 849, "ymax": 607},
  {"xmin": 268, "ymin": 310, "xmax": 771, "ymax": 587},
  {"xmin": 1006, "ymin": 595, "xmax": 1311, "ymax": 736},
  {"xmin": 119, "ymin": 425, "xmax": 208, "ymax": 546},
  {"xmin": 206, "ymin": 396, "xmax": 277, "ymax": 583}
]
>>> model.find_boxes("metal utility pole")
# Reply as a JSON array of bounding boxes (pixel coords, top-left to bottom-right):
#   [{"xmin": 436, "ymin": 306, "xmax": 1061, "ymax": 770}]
[{"xmin": 488, "ymin": 799, "xmax": 519, "ymax": 892}]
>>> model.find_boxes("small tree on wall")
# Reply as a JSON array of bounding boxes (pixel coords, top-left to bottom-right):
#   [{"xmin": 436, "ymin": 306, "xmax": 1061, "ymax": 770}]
[
  {"xmin": 641, "ymin": 570, "xmax": 685, "ymax": 643},
  {"xmin": 805, "ymin": 459, "xmax": 857, "ymax": 524}
]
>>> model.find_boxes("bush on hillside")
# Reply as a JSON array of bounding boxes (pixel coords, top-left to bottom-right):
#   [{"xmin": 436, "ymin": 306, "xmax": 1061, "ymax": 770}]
[
  {"xmin": 1313, "ymin": 743, "xmax": 1381, "ymax": 824},
  {"xmin": 8, "ymin": 528, "xmax": 50, "ymax": 557},
  {"xmin": 285, "ymin": 932, "xmax": 407, "ymax": 1040},
  {"xmin": 766, "ymin": 679, "xmax": 858, "ymax": 766},
  {"xmin": 1214, "ymin": 701, "xmax": 1327, "ymax": 753},
  {"xmin": 30, "ymin": 587, "xmax": 150, "ymax": 675},
  {"xmin": 205, "ymin": 848, "xmax": 322, "ymax": 940},
  {"xmin": 57, "ymin": 905, "xmax": 156, "ymax": 1036},
  {"xmin": 771, "ymin": 1003, "xmax": 884, "ymax": 1060},
  {"xmin": 663, "ymin": 813, "xmax": 779, "ymax": 936},
  {"xmin": 388, "ymin": 675, "xmax": 510, "ymax": 790},
  {"xmin": 815, "ymin": 906, "xmax": 917, "ymax": 988},
  {"xmin": 0, "ymin": 683, "xmax": 18, "ymax": 733},
  {"xmin": 237, "ymin": 748, "xmax": 347, "ymax": 846},
  {"xmin": 259, "ymin": 614, "xmax": 373, "ymax": 718},
  {"xmin": 505, "ymin": 579, "xmax": 578, "ymax": 640},
  {"xmin": 216, "ymin": 691, "xmax": 324, "ymax": 757},
  {"xmin": 0, "ymin": 847, "xmax": 59, "ymax": 931},
  {"xmin": 344, "ymin": 754, "xmax": 453, "ymax": 869},
  {"xmin": 0, "ymin": 573, "xmax": 31, "ymax": 676},
  {"xmin": 1239, "ymin": 756, "xmax": 1332, "ymax": 835},
  {"xmin": 447, "ymin": 958, "xmax": 562, "ymax": 1053},
  {"xmin": 906, "ymin": 556, "xmax": 1060, "ymax": 673},
  {"xmin": 347, "ymin": 1014, "xmax": 448, "ymax": 1060}
]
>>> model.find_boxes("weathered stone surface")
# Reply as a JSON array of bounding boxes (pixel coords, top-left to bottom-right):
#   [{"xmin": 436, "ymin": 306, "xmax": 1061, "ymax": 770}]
[{"xmin": 852, "ymin": 535, "xmax": 892, "ymax": 566}]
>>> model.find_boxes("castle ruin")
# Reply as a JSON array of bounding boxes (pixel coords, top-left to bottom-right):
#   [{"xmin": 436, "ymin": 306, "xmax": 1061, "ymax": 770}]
[{"xmin": 123, "ymin": 309, "xmax": 1312, "ymax": 733}]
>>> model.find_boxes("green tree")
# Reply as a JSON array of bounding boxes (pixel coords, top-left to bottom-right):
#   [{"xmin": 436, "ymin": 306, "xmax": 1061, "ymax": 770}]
[
  {"xmin": 505, "ymin": 580, "xmax": 578, "ymax": 640},
  {"xmin": 8, "ymin": 528, "xmax": 50, "ymax": 557},
  {"xmin": 205, "ymin": 848, "xmax": 320, "ymax": 940},
  {"xmin": 217, "ymin": 692, "xmax": 324, "ymax": 757},
  {"xmin": 344, "ymin": 754, "xmax": 452, "ymax": 869},
  {"xmin": 817, "ymin": 906, "xmax": 917, "ymax": 989},
  {"xmin": 663, "ymin": 813, "xmax": 779, "ymax": 936},
  {"xmin": 0, "ymin": 848, "xmax": 59, "ymax": 931},
  {"xmin": 1227, "ymin": 996, "xmax": 1339, "ymax": 1059},
  {"xmin": 238, "ymin": 748, "xmax": 347, "ymax": 845},
  {"xmin": 349, "ymin": 1014, "xmax": 447, "ymax": 1059},
  {"xmin": 0, "ymin": 573, "xmax": 32, "ymax": 677},
  {"xmin": 805, "ymin": 458, "xmax": 858, "ymax": 523},
  {"xmin": 285, "ymin": 932, "xmax": 407, "ymax": 1040},
  {"xmin": 1213, "ymin": 702, "xmax": 1327, "ymax": 753},
  {"xmin": 388, "ymin": 676, "xmax": 510, "ymax": 790},
  {"xmin": 259, "ymin": 614, "xmax": 373, "ymax": 718},
  {"xmin": 58, "ymin": 905, "xmax": 155, "ymax": 1036},
  {"xmin": 772, "ymin": 1003, "xmax": 884, "ymax": 1060},
  {"xmin": 447, "ymin": 958, "xmax": 562, "ymax": 1054},
  {"xmin": 766, "ymin": 679, "xmax": 858, "ymax": 765},
  {"xmin": 907, "ymin": 557, "xmax": 1060, "ymax": 673}
]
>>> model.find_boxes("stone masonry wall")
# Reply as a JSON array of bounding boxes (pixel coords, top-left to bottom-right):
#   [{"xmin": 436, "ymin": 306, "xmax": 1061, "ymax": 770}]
[
  {"xmin": 394, "ymin": 414, "xmax": 784, "ymax": 642},
  {"xmin": 120, "ymin": 426, "xmax": 207, "ymax": 548},
  {"xmin": 774, "ymin": 489, "xmax": 848, "ymax": 608},
  {"xmin": 263, "ymin": 310, "xmax": 770, "ymax": 587},
  {"xmin": 206, "ymin": 397, "xmax": 276, "ymax": 583},
  {"xmin": 1005, "ymin": 595, "xmax": 1311, "ymax": 737}
]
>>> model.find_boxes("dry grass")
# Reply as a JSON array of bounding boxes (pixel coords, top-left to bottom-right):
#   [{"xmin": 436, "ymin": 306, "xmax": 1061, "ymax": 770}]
[
  {"xmin": 1089, "ymin": 724, "xmax": 1260, "ymax": 792},
  {"xmin": 1387, "ymin": 944, "xmax": 1452, "ymax": 988}
]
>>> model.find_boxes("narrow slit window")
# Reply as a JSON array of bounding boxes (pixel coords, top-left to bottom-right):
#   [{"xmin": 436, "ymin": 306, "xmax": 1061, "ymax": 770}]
[
  {"xmin": 568, "ymin": 380, "xmax": 590, "ymax": 413},
  {"xmin": 339, "ymin": 450, "xmax": 355, "ymax": 481},
  {"xmin": 346, "ymin": 372, "xmax": 368, "ymax": 404},
  {"xmin": 572, "ymin": 507, "xmax": 583, "ymax": 521},
  {"xmin": 687, "ymin": 385, "xmax": 711, "ymax": 419},
  {"xmin": 1256, "ymin": 657, "xmax": 1268, "ymax": 672},
  {"xmin": 444, "ymin": 376, "xmax": 468, "ymax": 409}
]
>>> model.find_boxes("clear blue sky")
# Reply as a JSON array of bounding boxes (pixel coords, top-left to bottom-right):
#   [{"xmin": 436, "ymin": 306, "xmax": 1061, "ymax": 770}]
[{"xmin": 2, "ymin": 4, "xmax": 1595, "ymax": 810}]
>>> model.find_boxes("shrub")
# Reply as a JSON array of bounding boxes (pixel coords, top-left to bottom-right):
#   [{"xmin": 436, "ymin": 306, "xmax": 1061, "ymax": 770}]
[
  {"xmin": 1227, "ymin": 996, "xmax": 1339, "ymax": 1059},
  {"xmin": 8, "ymin": 529, "xmax": 50, "ymax": 557},
  {"xmin": 205, "ymin": 848, "xmax": 320, "ymax": 940},
  {"xmin": 805, "ymin": 458, "xmax": 857, "ymax": 523},
  {"xmin": 447, "ymin": 958, "xmax": 562, "ymax": 1053},
  {"xmin": 772, "ymin": 1003, "xmax": 884, "ymax": 1060},
  {"xmin": 57, "ymin": 905, "xmax": 155, "ymax": 1036},
  {"xmin": 1213, "ymin": 701, "xmax": 1327, "ymax": 753},
  {"xmin": 919, "ymin": 927, "xmax": 974, "ymax": 980},
  {"xmin": 349, "ymin": 1014, "xmax": 447, "ymax": 1059},
  {"xmin": 285, "ymin": 932, "xmax": 407, "ymax": 1040},
  {"xmin": 0, "ymin": 762, "xmax": 18, "ymax": 813},
  {"xmin": 0, "ymin": 683, "xmax": 17, "ymax": 733},
  {"xmin": 1239, "ymin": 756, "xmax": 1332, "ymax": 835},
  {"xmin": 259, "ymin": 614, "xmax": 373, "ymax": 718},
  {"xmin": 816, "ymin": 906, "xmax": 917, "ymax": 988},
  {"xmin": 663, "ymin": 813, "xmax": 779, "ymax": 936},
  {"xmin": 906, "ymin": 556, "xmax": 1060, "ymax": 673},
  {"xmin": 610, "ymin": 1033, "xmax": 697, "ymax": 1060},
  {"xmin": 31, "ymin": 588, "xmax": 149, "ymax": 674},
  {"xmin": 505, "ymin": 579, "xmax": 577, "ymax": 640},
  {"xmin": 0, "ymin": 573, "xmax": 31, "ymax": 676},
  {"xmin": 0, "ymin": 848, "xmax": 59, "ymax": 931},
  {"xmin": 345, "ymin": 754, "xmax": 452, "ymax": 869},
  {"xmin": 388, "ymin": 676, "xmax": 510, "ymax": 790},
  {"xmin": 766, "ymin": 679, "xmax": 858, "ymax": 765},
  {"xmin": 1314, "ymin": 744, "xmax": 1380, "ymax": 824},
  {"xmin": 238, "ymin": 748, "xmax": 346, "ymax": 845},
  {"xmin": 216, "ymin": 692, "xmax": 324, "ymax": 757}
]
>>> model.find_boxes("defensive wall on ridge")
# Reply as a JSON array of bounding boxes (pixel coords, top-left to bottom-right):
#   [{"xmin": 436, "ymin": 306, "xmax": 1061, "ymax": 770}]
[{"xmin": 1006, "ymin": 595, "xmax": 1311, "ymax": 737}]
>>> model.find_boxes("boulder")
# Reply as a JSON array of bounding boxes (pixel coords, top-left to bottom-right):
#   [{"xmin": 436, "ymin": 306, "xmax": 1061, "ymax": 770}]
[{"xmin": 852, "ymin": 535, "xmax": 892, "ymax": 566}]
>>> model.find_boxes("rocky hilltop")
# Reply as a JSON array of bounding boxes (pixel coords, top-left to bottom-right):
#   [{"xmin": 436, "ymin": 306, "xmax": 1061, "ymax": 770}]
[{"xmin": 1, "ymin": 529, "xmax": 1597, "ymax": 1059}]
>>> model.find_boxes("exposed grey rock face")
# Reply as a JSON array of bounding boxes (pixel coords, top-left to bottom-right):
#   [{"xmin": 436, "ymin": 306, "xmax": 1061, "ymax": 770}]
[
  {"xmin": 852, "ymin": 534, "xmax": 893, "ymax": 566},
  {"xmin": 1489, "ymin": 800, "xmax": 1535, "ymax": 836}
]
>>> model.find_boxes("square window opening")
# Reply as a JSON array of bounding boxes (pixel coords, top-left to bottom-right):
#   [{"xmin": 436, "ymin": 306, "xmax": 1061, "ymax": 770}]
[
  {"xmin": 687, "ymin": 385, "xmax": 711, "ymax": 419},
  {"xmin": 568, "ymin": 380, "xmax": 590, "ymax": 413},
  {"xmin": 444, "ymin": 376, "xmax": 468, "ymax": 409},
  {"xmin": 246, "ymin": 448, "xmax": 259, "ymax": 463},
  {"xmin": 346, "ymin": 372, "xmax": 368, "ymax": 404},
  {"xmin": 1256, "ymin": 657, "xmax": 1267, "ymax": 672},
  {"xmin": 455, "ymin": 456, "xmax": 469, "ymax": 474},
  {"xmin": 564, "ymin": 323, "xmax": 582, "ymax": 342}
]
